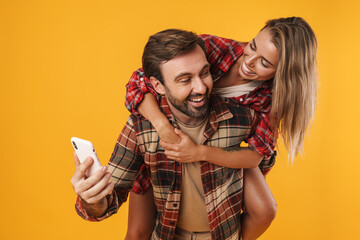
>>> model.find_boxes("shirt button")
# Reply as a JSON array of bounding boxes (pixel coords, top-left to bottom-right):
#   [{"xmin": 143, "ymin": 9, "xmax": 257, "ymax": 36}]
[
  {"xmin": 173, "ymin": 203, "xmax": 178, "ymax": 207},
  {"xmin": 239, "ymin": 98, "xmax": 243, "ymax": 102},
  {"xmin": 140, "ymin": 77, "xmax": 144, "ymax": 81},
  {"xmin": 170, "ymin": 221, "xmax": 175, "ymax": 226}
]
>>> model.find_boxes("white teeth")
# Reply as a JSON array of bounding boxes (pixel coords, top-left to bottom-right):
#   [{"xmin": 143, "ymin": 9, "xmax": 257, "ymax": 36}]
[
  {"xmin": 189, "ymin": 96, "xmax": 204, "ymax": 102},
  {"xmin": 243, "ymin": 63, "xmax": 255, "ymax": 75}
]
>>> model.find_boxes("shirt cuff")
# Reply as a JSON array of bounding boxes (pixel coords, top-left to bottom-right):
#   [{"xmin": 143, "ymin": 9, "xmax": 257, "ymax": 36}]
[
  {"xmin": 74, "ymin": 192, "xmax": 118, "ymax": 222},
  {"xmin": 258, "ymin": 151, "xmax": 277, "ymax": 175}
]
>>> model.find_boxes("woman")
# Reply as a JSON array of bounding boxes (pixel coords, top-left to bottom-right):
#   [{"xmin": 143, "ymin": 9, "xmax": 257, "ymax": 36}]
[{"xmin": 124, "ymin": 17, "xmax": 317, "ymax": 240}]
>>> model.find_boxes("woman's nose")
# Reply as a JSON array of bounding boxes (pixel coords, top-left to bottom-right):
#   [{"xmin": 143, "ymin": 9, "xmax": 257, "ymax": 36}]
[{"xmin": 245, "ymin": 53, "xmax": 256, "ymax": 67}]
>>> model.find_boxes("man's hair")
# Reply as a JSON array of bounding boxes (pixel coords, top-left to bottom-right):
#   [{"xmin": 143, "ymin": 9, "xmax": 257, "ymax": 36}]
[{"xmin": 142, "ymin": 29, "xmax": 206, "ymax": 84}]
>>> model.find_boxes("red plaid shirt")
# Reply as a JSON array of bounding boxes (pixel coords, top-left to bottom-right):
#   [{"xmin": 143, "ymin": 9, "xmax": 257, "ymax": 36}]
[
  {"xmin": 76, "ymin": 95, "xmax": 260, "ymax": 240},
  {"xmin": 125, "ymin": 35, "xmax": 276, "ymax": 184}
]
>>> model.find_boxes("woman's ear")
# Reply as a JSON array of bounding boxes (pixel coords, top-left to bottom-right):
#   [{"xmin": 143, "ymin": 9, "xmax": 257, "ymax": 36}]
[{"xmin": 150, "ymin": 76, "xmax": 166, "ymax": 95}]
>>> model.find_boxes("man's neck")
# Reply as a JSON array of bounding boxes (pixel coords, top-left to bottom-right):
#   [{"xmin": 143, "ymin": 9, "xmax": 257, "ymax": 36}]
[
  {"xmin": 174, "ymin": 114, "xmax": 208, "ymax": 128},
  {"xmin": 167, "ymin": 102, "xmax": 208, "ymax": 127}
]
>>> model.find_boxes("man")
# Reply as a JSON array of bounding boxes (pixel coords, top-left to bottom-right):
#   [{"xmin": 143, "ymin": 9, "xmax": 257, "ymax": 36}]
[{"xmin": 71, "ymin": 29, "xmax": 259, "ymax": 240}]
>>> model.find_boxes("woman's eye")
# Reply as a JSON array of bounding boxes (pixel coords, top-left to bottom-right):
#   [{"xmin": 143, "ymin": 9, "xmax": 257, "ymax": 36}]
[
  {"xmin": 261, "ymin": 59, "xmax": 269, "ymax": 68},
  {"xmin": 250, "ymin": 42, "xmax": 255, "ymax": 51}
]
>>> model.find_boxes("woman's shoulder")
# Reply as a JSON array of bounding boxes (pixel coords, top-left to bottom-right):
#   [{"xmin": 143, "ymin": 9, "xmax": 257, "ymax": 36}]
[{"xmin": 234, "ymin": 80, "xmax": 273, "ymax": 113}]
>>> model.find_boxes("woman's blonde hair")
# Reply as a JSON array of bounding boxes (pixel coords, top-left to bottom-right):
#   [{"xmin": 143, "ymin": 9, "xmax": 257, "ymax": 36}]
[{"xmin": 264, "ymin": 17, "xmax": 318, "ymax": 163}]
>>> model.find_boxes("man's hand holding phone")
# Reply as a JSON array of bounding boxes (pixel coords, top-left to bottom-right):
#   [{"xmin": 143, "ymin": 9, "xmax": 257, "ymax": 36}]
[{"xmin": 70, "ymin": 153, "xmax": 115, "ymax": 218}]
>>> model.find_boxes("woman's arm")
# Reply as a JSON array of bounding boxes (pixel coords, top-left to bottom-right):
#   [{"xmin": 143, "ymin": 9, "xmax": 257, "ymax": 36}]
[
  {"xmin": 125, "ymin": 69, "xmax": 180, "ymax": 143},
  {"xmin": 200, "ymin": 145, "xmax": 262, "ymax": 168},
  {"xmin": 138, "ymin": 93, "xmax": 180, "ymax": 144},
  {"xmin": 160, "ymin": 128, "xmax": 263, "ymax": 168},
  {"xmin": 162, "ymin": 139, "xmax": 262, "ymax": 169}
]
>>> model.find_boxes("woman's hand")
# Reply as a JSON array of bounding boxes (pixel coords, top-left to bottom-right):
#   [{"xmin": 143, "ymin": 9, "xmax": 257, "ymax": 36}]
[{"xmin": 159, "ymin": 128, "xmax": 203, "ymax": 163}]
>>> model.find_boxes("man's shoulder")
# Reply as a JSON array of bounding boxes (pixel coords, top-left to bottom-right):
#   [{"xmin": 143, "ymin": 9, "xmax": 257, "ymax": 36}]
[
  {"xmin": 127, "ymin": 114, "xmax": 154, "ymax": 132},
  {"xmin": 126, "ymin": 114, "xmax": 159, "ymax": 151},
  {"xmin": 209, "ymin": 95, "xmax": 256, "ymax": 130},
  {"xmin": 207, "ymin": 95, "xmax": 256, "ymax": 147}
]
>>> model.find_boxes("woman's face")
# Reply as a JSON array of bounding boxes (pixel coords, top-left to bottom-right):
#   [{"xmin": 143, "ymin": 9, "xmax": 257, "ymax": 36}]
[{"xmin": 238, "ymin": 28, "xmax": 279, "ymax": 81}]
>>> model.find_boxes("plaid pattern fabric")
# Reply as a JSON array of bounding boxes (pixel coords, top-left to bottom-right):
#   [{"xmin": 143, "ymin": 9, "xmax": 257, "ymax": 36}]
[
  {"xmin": 76, "ymin": 95, "xmax": 257, "ymax": 240},
  {"xmin": 200, "ymin": 34, "xmax": 246, "ymax": 82},
  {"xmin": 125, "ymin": 34, "xmax": 275, "ymax": 174},
  {"xmin": 232, "ymin": 80, "xmax": 275, "ymax": 167},
  {"xmin": 201, "ymin": 34, "xmax": 275, "ymax": 163},
  {"xmin": 130, "ymin": 164, "xmax": 151, "ymax": 194}
]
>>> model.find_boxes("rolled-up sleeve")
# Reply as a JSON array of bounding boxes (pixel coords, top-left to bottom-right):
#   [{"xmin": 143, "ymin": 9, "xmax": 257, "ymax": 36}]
[
  {"xmin": 74, "ymin": 189, "xmax": 121, "ymax": 222},
  {"xmin": 125, "ymin": 68, "xmax": 159, "ymax": 116},
  {"xmin": 247, "ymin": 112, "xmax": 276, "ymax": 174}
]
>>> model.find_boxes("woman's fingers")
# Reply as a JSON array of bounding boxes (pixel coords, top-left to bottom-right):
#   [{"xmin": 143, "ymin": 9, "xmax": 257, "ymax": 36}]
[{"xmin": 160, "ymin": 140, "xmax": 180, "ymax": 151}]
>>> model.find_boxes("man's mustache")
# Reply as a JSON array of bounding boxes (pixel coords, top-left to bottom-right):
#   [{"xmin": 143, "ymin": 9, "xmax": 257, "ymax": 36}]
[{"xmin": 185, "ymin": 89, "xmax": 209, "ymax": 100}]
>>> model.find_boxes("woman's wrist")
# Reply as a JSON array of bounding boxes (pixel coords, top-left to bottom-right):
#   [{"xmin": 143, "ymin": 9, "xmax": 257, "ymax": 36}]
[
  {"xmin": 154, "ymin": 118, "xmax": 181, "ymax": 144},
  {"xmin": 152, "ymin": 116, "xmax": 171, "ymax": 131},
  {"xmin": 198, "ymin": 145, "xmax": 208, "ymax": 162}
]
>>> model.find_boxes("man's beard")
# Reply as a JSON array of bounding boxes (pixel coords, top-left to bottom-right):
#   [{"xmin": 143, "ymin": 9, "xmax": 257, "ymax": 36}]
[{"xmin": 164, "ymin": 86, "xmax": 210, "ymax": 119}]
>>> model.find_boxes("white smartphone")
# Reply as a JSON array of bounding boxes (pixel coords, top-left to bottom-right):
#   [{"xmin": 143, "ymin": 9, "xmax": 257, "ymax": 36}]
[{"xmin": 71, "ymin": 137, "xmax": 102, "ymax": 177}]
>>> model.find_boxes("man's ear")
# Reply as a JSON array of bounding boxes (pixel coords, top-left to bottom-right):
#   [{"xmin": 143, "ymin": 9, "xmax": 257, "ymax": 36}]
[{"xmin": 150, "ymin": 76, "xmax": 166, "ymax": 95}]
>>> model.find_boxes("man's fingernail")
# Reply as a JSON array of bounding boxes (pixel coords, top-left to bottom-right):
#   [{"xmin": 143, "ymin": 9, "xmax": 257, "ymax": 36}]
[{"xmin": 102, "ymin": 166, "xmax": 107, "ymax": 172}]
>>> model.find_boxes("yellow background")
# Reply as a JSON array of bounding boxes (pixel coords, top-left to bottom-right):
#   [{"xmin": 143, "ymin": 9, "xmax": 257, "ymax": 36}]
[{"xmin": 1, "ymin": 0, "xmax": 359, "ymax": 239}]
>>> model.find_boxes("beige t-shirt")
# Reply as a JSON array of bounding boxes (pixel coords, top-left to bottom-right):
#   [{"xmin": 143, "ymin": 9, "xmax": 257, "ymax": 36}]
[{"xmin": 175, "ymin": 117, "xmax": 210, "ymax": 232}]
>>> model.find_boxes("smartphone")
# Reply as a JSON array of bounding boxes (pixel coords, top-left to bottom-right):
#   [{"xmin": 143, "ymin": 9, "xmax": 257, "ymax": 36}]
[{"xmin": 71, "ymin": 137, "xmax": 102, "ymax": 177}]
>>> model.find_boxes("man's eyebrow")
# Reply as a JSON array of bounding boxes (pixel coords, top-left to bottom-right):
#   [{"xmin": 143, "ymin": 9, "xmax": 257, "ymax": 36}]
[
  {"xmin": 253, "ymin": 39, "xmax": 257, "ymax": 49},
  {"xmin": 174, "ymin": 72, "xmax": 192, "ymax": 81}
]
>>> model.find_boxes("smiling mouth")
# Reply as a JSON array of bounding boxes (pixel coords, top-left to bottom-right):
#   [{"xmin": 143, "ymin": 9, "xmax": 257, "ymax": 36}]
[
  {"xmin": 187, "ymin": 95, "xmax": 207, "ymax": 108},
  {"xmin": 242, "ymin": 63, "xmax": 256, "ymax": 75},
  {"xmin": 188, "ymin": 96, "xmax": 204, "ymax": 103}
]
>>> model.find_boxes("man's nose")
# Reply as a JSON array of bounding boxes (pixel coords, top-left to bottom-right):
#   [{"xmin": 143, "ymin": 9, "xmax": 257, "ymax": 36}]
[{"xmin": 192, "ymin": 77, "xmax": 207, "ymax": 94}]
